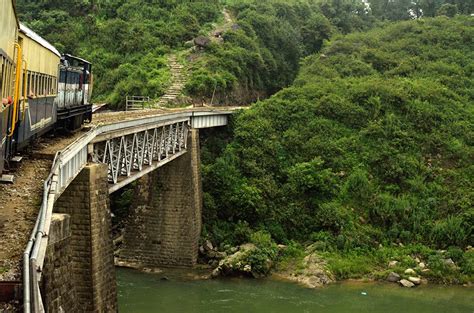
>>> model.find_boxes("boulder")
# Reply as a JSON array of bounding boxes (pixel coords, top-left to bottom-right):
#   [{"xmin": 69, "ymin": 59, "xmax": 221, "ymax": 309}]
[
  {"xmin": 386, "ymin": 272, "xmax": 401, "ymax": 282},
  {"xmin": 231, "ymin": 24, "xmax": 240, "ymax": 31},
  {"xmin": 408, "ymin": 277, "xmax": 421, "ymax": 285},
  {"xmin": 404, "ymin": 268, "xmax": 416, "ymax": 275},
  {"xmin": 443, "ymin": 258, "xmax": 456, "ymax": 267},
  {"xmin": 274, "ymin": 253, "xmax": 334, "ymax": 288},
  {"xmin": 194, "ymin": 36, "xmax": 211, "ymax": 49},
  {"xmin": 204, "ymin": 240, "xmax": 214, "ymax": 252},
  {"xmin": 211, "ymin": 243, "xmax": 258, "ymax": 278},
  {"xmin": 418, "ymin": 262, "xmax": 426, "ymax": 269},
  {"xmin": 399, "ymin": 279, "xmax": 415, "ymax": 288},
  {"xmin": 388, "ymin": 260, "xmax": 398, "ymax": 268}
]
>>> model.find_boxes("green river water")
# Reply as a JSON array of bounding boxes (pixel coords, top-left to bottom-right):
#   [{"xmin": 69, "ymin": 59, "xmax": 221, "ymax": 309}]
[{"xmin": 117, "ymin": 268, "xmax": 473, "ymax": 313}]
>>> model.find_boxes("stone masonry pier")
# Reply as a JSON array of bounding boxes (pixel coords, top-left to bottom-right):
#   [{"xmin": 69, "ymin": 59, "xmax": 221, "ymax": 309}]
[
  {"xmin": 118, "ymin": 129, "xmax": 203, "ymax": 267},
  {"xmin": 43, "ymin": 164, "xmax": 117, "ymax": 313}
]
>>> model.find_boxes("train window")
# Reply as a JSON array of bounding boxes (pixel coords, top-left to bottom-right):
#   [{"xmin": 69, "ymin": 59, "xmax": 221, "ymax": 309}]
[
  {"xmin": 6, "ymin": 62, "xmax": 12, "ymax": 98},
  {"xmin": 34, "ymin": 73, "xmax": 38, "ymax": 95},
  {"xmin": 0, "ymin": 57, "xmax": 4, "ymax": 100},
  {"xmin": 59, "ymin": 70, "xmax": 65, "ymax": 84},
  {"xmin": 3, "ymin": 61, "xmax": 8, "ymax": 99},
  {"xmin": 27, "ymin": 72, "xmax": 31, "ymax": 96},
  {"xmin": 79, "ymin": 73, "xmax": 83, "ymax": 90}
]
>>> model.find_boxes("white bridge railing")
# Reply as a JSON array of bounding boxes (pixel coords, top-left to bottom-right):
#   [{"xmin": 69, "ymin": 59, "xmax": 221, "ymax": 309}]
[{"xmin": 22, "ymin": 109, "xmax": 237, "ymax": 313}]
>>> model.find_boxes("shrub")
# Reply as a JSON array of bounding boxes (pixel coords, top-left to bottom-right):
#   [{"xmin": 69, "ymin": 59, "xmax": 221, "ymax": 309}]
[{"xmin": 431, "ymin": 216, "xmax": 468, "ymax": 248}]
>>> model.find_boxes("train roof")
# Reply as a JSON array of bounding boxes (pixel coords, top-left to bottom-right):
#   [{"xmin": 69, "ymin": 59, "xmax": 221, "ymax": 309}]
[
  {"xmin": 19, "ymin": 23, "xmax": 61, "ymax": 57},
  {"xmin": 12, "ymin": 0, "xmax": 20, "ymax": 28},
  {"xmin": 63, "ymin": 54, "xmax": 92, "ymax": 65}
]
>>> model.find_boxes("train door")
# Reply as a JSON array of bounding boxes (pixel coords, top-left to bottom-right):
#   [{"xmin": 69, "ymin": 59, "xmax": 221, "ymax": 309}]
[
  {"xmin": 2, "ymin": 39, "xmax": 22, "ymax": 168},
  {"xmin": 0, "ymin": 56, "xmax": 7, "ymax": 172}
]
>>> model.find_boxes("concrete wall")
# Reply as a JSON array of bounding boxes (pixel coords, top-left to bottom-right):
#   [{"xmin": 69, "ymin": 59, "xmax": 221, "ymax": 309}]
[
  {"xmin": 119, "ymin": 129, "xmax": 203, "ymax": 267},
  {"xmin": 51, "ymin": 164, "xmax": 117, "ymax": 312}
]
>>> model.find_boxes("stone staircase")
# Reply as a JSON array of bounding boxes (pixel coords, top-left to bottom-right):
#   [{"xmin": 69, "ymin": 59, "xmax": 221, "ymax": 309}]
[{"xmin": 157, "ymin": 55, "xmax": 187, "ymax": 107}]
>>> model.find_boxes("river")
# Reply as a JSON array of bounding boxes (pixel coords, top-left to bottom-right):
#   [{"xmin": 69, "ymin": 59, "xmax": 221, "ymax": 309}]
[{"xmin": 117, "ymin": 268, "xmax": 473, "ymax": 313}]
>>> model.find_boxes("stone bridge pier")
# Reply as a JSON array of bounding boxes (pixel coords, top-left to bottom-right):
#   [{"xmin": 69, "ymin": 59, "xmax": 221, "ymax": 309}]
[
  {"xmin": 118, "ymin": 129, "xmax": 203, "ymax": 267},
  {"xmin": 40, "ymin": 129, "xmax": 203, "ymax": 312},
  {"xmin": 44, "ymin": 163, "xmax": 117, "ymax": 312}
]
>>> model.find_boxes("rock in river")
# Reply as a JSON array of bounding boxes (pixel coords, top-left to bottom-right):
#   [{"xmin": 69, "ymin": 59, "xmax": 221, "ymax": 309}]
[
  {"xmin": 404, "ymin": 268, "xmax": 416, "ymax": 275},
  {"xmin": 387, "ymin": 272, "xmax": 401, "ymax": 282},
  {"xmin": 408, "ymin": 277, "xmax": 421, "ymax": 285},
  {"xmin": 399, "ymin": 279, "xmax": 415, "ymax": 288}
]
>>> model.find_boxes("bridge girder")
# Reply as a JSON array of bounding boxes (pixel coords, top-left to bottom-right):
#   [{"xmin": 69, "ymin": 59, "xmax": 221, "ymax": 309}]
[{"xmin": 91, "ymin": 119, "xmax": 190, "ymax": 193}]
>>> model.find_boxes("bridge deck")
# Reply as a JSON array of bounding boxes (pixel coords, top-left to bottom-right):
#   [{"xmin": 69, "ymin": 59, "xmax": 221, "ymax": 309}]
[{"xmin": 92, "ymin": 106, "xmax": 238, "ymax": 126}]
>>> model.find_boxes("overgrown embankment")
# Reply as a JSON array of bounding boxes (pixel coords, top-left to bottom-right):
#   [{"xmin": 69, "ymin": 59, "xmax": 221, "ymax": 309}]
[
  {"xmin": 185, "ymin": 0, "xmax": 374, "ymax": 104},
  {"xmin": 16, "ymin": 0, "xmax": 223, "ymax": 107},
  {"xmin": 201, "ymin": 16, "xmax": 474, "ymax": 285}
]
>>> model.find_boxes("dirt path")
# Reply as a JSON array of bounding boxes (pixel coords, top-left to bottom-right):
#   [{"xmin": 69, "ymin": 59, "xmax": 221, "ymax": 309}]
[
  {"xmin": 0, "ymin": 130, "xmax": 89, "ymax": 282},
  {"xmin": 156, "ymin": 55, "xmax": 187, "ymax": 107},
  {"xmin": 210, "ymin": 8, "xmax": 235, "ymax": 41},
  {"xmin": 0, "ymin": 158, "xmax": 49, "ymax": 281}
]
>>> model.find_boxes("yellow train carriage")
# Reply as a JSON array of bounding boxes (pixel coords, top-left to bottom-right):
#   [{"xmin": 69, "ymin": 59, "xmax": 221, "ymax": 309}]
[
  {"xmin": 1, "ymin": 0, "xmax": 61, "ymax": 175},
  {"xmin": 17, "ymin": 24, "xmax": 61, "ymax": 141},
  {"xmin": 0, "ymin": 0, "xmax": 19, "ymax": 174}
]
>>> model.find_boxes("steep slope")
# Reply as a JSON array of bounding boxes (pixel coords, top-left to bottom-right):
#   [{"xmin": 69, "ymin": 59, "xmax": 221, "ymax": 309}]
[{"xmin": 202, "ymin": 16, "xmax": 473, "ymax": 282}]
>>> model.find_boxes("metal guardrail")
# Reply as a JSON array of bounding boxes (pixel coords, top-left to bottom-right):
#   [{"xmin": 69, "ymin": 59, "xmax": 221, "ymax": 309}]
[
  {"xmin": 125, "ymin": 96, "xmax": 151, "ymax": 111},
  {"xmin": 21, "ymin": 109, "xmax": 237, "ymax": 313},
  {"xmin": 23, "ymin": 126, "xmax": 96, "ymax": 312}
]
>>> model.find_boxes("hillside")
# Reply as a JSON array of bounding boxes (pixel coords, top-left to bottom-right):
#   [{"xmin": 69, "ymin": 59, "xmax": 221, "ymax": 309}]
[
  {"xmin": 16, "ymin": 0, "xmax": 222, "ymax": 106},
  {"xmin": 16, "ymin": 0, "xmax": 473, "ymax": 107},
  {"xmin": 201, "ymin": 16, "xmax": 474, "ymax": 282}
]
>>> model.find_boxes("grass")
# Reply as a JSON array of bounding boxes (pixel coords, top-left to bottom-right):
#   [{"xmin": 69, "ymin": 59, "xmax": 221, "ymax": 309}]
[{"xmin": 318, "ymin": 244, "xmax": 474, "ymax": 284}]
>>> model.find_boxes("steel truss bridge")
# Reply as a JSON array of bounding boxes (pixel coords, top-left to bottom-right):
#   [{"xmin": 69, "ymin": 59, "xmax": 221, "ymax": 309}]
[{"xmin": 23, "ymin": 108, "xmax": 239, "ymax": 313}]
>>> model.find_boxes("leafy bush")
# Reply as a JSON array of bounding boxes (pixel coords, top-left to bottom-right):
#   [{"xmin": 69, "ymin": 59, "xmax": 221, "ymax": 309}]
[{"xmin": 247, "ymin": 231, "xmax": 278, "ymax": 275}]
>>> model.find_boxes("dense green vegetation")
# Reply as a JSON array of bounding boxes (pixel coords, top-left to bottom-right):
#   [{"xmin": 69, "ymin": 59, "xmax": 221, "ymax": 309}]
[
  {"xmin": 186, "ymin": 0, "xmax": 474, "ymax": 103},
  {"xmin": 16, "ymin": 0, "xmax": 222, "ymax": 106},
  {"xmin": 17, "ymin": 0, "xmax": 473, "ymax": 106},
  {"xmin": 201, "ymin": 16, "xmax": 473, "ymax": 282},
  {"xmin": 186, "ymin": 0, "xmax": 375, "ymax": 104}
]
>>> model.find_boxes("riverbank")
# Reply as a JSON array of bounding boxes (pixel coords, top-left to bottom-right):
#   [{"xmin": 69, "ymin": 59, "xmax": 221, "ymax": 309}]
[{"xmin": 198, "ymin": 236, "xmax": 473, "ymax": 288}]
